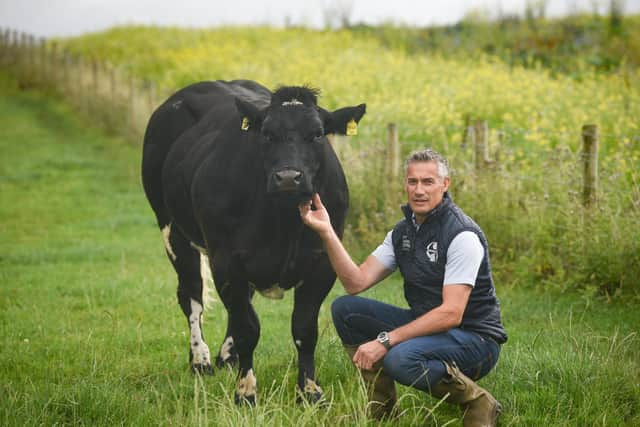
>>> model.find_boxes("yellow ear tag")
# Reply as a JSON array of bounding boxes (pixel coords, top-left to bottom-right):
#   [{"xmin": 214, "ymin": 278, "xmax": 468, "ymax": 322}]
[
  {"xmin": 346, "ymin": 119, "xmax": 357, "ymax": 136},
  {"xmin": 241, "ymin": 117, "xmax": 250, "ymax": 131}
]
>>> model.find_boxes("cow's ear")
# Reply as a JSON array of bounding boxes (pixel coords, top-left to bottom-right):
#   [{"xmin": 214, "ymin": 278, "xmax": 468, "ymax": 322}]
[
  {"xmin": 235, "ymin": 98, "xmax": 266, "ymax": 132},
  {"xmin": 320, "ymin": 103, "xmax": 366, "ymax": 136}
]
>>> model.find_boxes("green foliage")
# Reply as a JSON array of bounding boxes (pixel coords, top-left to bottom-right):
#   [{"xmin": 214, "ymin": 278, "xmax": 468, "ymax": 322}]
[
  {"xmin": 351, "ymin": 13, "xmax": 640, "ymax": 77},
  {"xmin": 47, "ymin": 23, "xmax": 640, "ymax": 298}
]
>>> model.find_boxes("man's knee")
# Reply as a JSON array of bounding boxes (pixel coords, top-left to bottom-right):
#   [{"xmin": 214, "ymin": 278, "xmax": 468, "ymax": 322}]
[
  {"xmin": 382, "ymin": 346, "xmax": 412, "ymax": 379},
  {"xmin": 331, "ymin": 295, "xmax": 365, "ymax": 345},
  {"xmin": 331, "ymin": 294, "xmax": 358, "ymax": 324}
]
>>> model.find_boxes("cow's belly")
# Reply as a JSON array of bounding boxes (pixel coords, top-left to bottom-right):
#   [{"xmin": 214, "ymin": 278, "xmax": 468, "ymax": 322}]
[
  {"xmin": 242, "ymin": 251, "xmax": 295, "ymax": 288},
  {"xmin": 216, "ymin": 244, "xmax": 316, "ymax": 298}
]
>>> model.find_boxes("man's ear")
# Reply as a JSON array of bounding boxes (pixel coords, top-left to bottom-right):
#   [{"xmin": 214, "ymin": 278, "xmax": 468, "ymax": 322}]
[
  {"xmin": 235, "ymin": 97, "xmax": 266, "ymax": 132},
  {"xmin": 319, "ymin": 103, "xmax": 366, "ymax": 135},
  {"xmin": 443, "ymin": 176, "xmax": 451, "ymax": 192}
]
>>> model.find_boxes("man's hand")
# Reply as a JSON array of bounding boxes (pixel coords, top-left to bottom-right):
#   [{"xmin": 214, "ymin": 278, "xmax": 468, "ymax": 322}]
[
  {"xmin": 298, "ymin": 193, "xmax": 332, "ymax": 235},
  {"xmin": 352, "ymin": 339, "xmax": 388, "ymax": 371}
]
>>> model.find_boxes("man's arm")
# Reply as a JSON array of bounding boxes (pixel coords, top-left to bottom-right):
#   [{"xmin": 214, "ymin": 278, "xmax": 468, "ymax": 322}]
[
  {"xmin": 299, "ymin": 193, "xmax": 392, "ymax": 294},
  {"xmin": 388, "ymin": 284, "xmax": 471, "ymax": 344}
]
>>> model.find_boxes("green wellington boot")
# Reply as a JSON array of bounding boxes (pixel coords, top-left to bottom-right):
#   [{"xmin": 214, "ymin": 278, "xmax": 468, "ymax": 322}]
[
  {"xmin": 344, "ymin": 345, "xmax": 397, "ymax": 420},
  {"xmin": 430, "ymin": 362, "xmax": 501, "ymax": 427}
]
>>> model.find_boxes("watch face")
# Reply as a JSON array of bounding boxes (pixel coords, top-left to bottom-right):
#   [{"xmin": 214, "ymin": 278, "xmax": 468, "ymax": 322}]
[{"xmin": 377, "ymin": 331, "xmax": 391, "ymax": 349}]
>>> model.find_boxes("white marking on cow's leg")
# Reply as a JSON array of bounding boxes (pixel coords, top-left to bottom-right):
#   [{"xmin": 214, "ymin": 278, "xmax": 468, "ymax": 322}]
[
  {"xmin": 295, "ymin": 339, "xmax": 302, "ymax": 349},
  {"xmin": 219, "ymin": 336, "xmax": 234, "ymax": 363},
  {"xmin": 161, "ymin": 224, "xmax": 177, "ymax": 261},
  {"xmin": 199, "ymin": 253, "xmax": 216, "ymax": 308},
  {"xmin": 191, "ymin": 241, "xmax": 208, "ymax": 255},
  {"xmin": 303, "ymin": 378, "xmax": 324, "ymax": 395},
  {"xmin": 236, "ymin": 369, "xmax": 257, "ymax": 403},
  {"xmin": 189, "ymin": 298, "xmax": 211, "ymax": 367}
]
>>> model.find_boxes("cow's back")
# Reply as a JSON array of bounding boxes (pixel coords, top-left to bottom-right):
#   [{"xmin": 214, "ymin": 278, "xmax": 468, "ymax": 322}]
[{"xmin": 141, "ymin": 80, "xmax": 271, "ymax": 227}]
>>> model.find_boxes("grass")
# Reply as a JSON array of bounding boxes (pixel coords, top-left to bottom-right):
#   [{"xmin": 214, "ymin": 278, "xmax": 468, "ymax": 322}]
[{"xmin": 1, "ymin": 75, "xmax": 639, "ymax": 426}]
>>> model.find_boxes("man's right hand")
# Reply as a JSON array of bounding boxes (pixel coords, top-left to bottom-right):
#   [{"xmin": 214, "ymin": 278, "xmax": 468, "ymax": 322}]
[{"xmin": 298, "ymin": 193, "xmax": 332, "ymax": 235}]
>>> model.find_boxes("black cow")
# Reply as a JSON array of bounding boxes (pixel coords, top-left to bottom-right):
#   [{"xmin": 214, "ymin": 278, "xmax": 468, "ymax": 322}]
[{"xmin": 141, "ymin": 80, "xmax": 365, "ymax": 404}]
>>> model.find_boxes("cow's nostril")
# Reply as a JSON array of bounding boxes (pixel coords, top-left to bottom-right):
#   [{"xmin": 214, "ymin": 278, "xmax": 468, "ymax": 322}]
[{"xmin": 274, "ymin": 170, "xmax": 303, "ymax": 188}]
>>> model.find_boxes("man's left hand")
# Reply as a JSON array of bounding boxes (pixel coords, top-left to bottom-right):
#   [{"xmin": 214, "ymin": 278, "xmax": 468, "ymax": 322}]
[{"xmin": 353, "ymin": 340, "xmax": 388, "ymax": 370}]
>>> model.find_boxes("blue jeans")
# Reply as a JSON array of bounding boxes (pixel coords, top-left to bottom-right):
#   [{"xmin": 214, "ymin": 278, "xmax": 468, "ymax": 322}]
[{"xmin": 331, "ymin": 295, "xmax": 500, "ymax": 392}]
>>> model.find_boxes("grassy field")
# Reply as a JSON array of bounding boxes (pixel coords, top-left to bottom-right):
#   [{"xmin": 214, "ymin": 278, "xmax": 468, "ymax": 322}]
[{"xmin": 1, "ymin": 75, "xmax": 639, "ymax": 426}]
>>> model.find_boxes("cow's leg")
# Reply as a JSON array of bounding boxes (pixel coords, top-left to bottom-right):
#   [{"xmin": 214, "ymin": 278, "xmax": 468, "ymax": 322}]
[
  {"xmin": 292, "ymin": 257, "xmax": 335, "ymax": 404},
  {"xmin": 228, "ymin": 277, "xmax": 260, "ymax": 405},
  {"xmin": 161, "ymin": 222, "xmax": 213, "ymax": 374},
  {"xmin": 211, "ymin": 271, "xmax": 239, "ymax": 368}
]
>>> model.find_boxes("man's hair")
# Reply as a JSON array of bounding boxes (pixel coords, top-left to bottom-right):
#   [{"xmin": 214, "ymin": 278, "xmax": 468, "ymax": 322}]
[{"xmin": 404, "ymin": 148, "xmax": 449, "ymax": 179}]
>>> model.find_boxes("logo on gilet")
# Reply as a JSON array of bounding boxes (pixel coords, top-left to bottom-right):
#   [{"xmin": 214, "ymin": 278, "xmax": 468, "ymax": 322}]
[
  {"xmin": 426, "ymin": 242, "xmax": 438, "ymax": 262},
  {"xmin": 401, "ymin": 235, "xmax": 411, "ymax": 251}
]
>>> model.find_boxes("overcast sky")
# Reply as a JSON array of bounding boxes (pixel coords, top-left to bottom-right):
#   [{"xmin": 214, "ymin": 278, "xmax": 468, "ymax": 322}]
[{"xmin": 2, "ymin": 0, "xmax": 640, "ymax": 38}]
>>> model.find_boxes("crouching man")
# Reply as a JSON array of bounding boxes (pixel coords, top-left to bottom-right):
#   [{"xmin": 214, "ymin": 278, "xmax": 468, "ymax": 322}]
[{"xmin": 299, "ymin": 149, "xmax": 507, "ymax": 426}]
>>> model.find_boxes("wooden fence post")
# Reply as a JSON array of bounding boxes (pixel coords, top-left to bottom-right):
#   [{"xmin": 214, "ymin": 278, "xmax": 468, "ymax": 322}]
[
  {"xmin": 474, "ymin": 119, "xmax": 489, "ymax": 172},
  {"xmin": 12, "ymin": 30, "xmax": 19, "ymax": 53},
  {"xmin": 61, "ymin": 50, "xmax": 70, "ymax": 97},
  {"xmin": 0, "ymin": 29, "xmax": 6, "ymax": 63},
  {"xmin": 21, "ymin": 33, "xmax": 28, "ymax": 74},
  {"xmin": 39, "ymin": 37, "xmax": 46, "ymax": 85},
  {"xmin": 49, "ymin": 42, "xmax": 58, "ymax": 86},
  {"xmin": 387, "ymin": 122, "xmax": 400, "ymax": 180},
  {"xmin": 582, "ymin": 124, "xmax": 599, "ymax": 207},
  {"xmin": 91, "ymin": 59, "xmax": 99, "ymax": 113},
  {"xmin": 128, "ymin": 75, "xmax": 136, "ymax": 133},
  {"xmin": 462, "ymin": 113, "xmax": 472, "ymax": 149},
  {"xmin": 109, "ymin": 65, "xmax": 117, "ymax": 106},
  {"xmin": 28, "ymin": 35, "xmax": 36, "ymax": 75},
  {"xmin": 78, "ymin": 56, "xmax": 88, "ymax": 113},
  {"xmin": 147, "ymin": 80, "xmax": 157, "ymax": 119}
]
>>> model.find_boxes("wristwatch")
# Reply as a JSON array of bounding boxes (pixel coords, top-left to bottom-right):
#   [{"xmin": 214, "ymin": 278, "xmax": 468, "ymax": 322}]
[{"xmin": 376, "ymin": 331, "xmax": 392, "ymax": 350}]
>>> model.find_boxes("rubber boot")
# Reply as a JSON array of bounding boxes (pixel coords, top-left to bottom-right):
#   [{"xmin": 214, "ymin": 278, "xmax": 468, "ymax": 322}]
[
  {"xmin": 430, "ymin": 362, "xmax": 501, "ymax": 427},
  {"xmin": 344, "ymin": 344, "xmax": 397, "ymax": 420}
]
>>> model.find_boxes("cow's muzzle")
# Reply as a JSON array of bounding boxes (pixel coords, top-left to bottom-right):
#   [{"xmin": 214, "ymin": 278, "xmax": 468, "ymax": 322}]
[{"xmin": 270, "ymin": 168, "xmax": 304, "ymax": 192}]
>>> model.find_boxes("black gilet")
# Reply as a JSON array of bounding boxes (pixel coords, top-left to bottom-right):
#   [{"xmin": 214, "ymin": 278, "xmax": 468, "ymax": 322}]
[{"xmin": 391, "ymin": 192, "xmax": 507, "ymax": 344}]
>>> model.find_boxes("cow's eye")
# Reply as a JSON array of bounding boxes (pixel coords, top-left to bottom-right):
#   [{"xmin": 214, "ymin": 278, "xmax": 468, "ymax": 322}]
[{"xmin": 311, "ymin": 130, "xmax": 324, "ymax": 143}]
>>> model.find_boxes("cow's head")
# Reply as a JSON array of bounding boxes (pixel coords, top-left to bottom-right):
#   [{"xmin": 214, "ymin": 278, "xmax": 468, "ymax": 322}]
[{"xmin": 235, "ymin": 86, "xmax": 365, "ymax": 202}]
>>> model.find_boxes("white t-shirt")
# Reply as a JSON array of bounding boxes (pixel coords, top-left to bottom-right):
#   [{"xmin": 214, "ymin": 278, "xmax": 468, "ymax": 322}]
[{"xmin": 371, "ymin": 230, "xmax": 484, "ymax": 287}]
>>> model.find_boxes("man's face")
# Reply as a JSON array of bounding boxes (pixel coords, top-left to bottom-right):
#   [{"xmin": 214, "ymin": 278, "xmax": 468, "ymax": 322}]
[{"xmin": 405, "ymin": 161, "xmax": 450, "ymax": 223}]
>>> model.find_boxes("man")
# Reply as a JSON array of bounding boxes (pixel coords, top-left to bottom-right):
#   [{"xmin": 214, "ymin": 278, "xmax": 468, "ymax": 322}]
[{"xmin": 298, "ymin": 149, "xmax": 507, "ymax": 426}]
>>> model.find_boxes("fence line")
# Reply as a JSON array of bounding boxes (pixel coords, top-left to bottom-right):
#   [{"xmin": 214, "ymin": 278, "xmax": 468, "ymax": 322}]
[{"xmin": 0, "ymin": 29, "xmax": 164, "ymax": 141}]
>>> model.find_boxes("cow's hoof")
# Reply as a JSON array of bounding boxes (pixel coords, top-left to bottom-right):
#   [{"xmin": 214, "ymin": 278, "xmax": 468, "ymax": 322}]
[
  {"xmin": 234, "ymin": 393, "xmax": 256, "ymax": 406},
  {"xmin": 296, "ymin": 390, "xmax": 326, "ymax": 406},
  {"xmin": 191, "ymin": 363, "xmax": 214, "ymax": 375},
  {"xmin": 215, "ymin": 353, "xmax": 238, "ymax": 369},
  {"xmin": 297, "ymin": 378, "xmax": 325, "ymax": 405}
]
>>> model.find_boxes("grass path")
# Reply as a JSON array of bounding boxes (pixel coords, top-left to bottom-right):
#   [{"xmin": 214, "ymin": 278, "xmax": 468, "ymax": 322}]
[{"xmin": 1, "ymin": 75, "xmax": 638, "ymax": 426}]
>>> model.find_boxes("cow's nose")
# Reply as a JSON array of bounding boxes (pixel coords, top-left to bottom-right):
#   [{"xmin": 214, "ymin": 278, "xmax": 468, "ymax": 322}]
[{"xmin": 274, "ymin": 169, "xmax": 303, "ymax": 189}]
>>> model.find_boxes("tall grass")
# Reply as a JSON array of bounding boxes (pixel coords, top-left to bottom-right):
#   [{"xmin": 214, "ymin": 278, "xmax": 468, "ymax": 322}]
[
  {"xmin": 45, "ymin": 25, "xmax": 640, "ymax": 296},
  {"xmin": 1, "ymin": 73, "xmax": 639, "ymax": 426}
]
